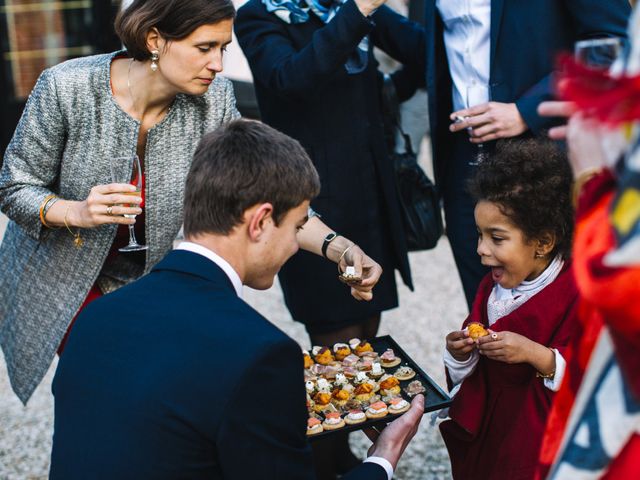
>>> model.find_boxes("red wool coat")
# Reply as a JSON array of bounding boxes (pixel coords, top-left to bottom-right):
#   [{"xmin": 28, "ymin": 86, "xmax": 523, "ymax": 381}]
[{"xmin": 440, "ymin": 263, "xmax": 580, "ymax": 479}]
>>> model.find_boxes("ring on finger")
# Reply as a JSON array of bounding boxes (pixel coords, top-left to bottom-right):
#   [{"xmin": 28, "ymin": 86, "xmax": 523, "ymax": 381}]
[
  {"xmin": 491, "ymin": 333, "xmax": 498, "ymax": 340},
  {"xmin": 106, "ymin": 205, "xmax": 113, "ymax": 216}
]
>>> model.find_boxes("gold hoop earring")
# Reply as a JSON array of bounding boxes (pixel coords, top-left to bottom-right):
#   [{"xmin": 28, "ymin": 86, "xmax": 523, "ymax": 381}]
[{"xmin": 150, "ymin": 50, "xmax": 159, "ymax": 72}]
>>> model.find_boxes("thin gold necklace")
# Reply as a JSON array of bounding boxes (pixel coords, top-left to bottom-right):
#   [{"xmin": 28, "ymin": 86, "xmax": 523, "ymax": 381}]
[{"xmin": 127, "ymin": 58, "xmax": 136, "ymax": 114}]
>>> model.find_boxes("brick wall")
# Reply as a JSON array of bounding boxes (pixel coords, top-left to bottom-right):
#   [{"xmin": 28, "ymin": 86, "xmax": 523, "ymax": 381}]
[{"xmin": 2, "ymin": 0, "xmax": 94, "ymax": 99}]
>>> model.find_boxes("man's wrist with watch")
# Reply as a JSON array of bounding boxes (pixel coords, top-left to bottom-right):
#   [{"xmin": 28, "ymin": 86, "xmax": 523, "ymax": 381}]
[{"xmin": 321, "ymin": 232, "xmax": 354, "ymax": 263}]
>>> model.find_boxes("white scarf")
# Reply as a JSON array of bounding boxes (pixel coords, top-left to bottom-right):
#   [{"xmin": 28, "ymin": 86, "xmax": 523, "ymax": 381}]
[{"xmin": 487, "ymin": 255, "xmax": 565, "ymax": 325}]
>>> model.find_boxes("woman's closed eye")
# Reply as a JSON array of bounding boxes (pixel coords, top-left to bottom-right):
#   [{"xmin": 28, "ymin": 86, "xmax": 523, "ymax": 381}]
[{"xmin": 198, "ymin": 46, "xmax": 227, "ymax": 53}]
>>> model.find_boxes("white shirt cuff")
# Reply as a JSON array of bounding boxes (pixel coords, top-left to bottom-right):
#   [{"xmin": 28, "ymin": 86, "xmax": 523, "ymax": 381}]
[
  {"xmin": 364, "ymin": 456, "xmax": 394, "ymax": 480},
  {"xmin": 443, "ymin": 348, "xmax": 479, "ymax": 386},
  {"xmin": 544, "ymin": 348, "xmax": 566, "ymax": 392}
]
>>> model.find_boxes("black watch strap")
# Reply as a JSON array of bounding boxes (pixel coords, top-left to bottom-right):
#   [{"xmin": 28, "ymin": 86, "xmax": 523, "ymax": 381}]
[{"xmin": 321, "ymin": 232, "xmax": 339, "ymax": 258}]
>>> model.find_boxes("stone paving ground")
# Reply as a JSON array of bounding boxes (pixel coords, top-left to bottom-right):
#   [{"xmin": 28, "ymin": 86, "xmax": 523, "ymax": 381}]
[{"xmin": 0, "ymin": 138, "xmax": 468, "ymax": 478}]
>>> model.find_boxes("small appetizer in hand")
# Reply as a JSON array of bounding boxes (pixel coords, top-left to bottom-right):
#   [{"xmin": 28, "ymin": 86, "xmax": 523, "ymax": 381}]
[
  {"xmin": 369, "ymin": 362, "xmax": 385, "ymax": 379},
  {"xmin": 388, "ymin": 397, "xmax": 411, "ymax": 415},
  {"xmin": 339, "ymin": 265, "xmax": 362, "ymax": 285},
  {"xmin": 333, "ymin": 343, "xmax": 352, "ymax": 361},
  {"xmin": 379, "ymin": 375, "xmax": 401, "ymax": 396},
  {"xmin": 365, "ymin": 401, "xmax": 389, "ymax": 419},
  {"xmin": 404, "ymin": 380, "xmax": 426, "ymax": 397},
  {"xmin": 467, "ymin": 322, "xmax": 489, "ymax": 341},
  {"xmin": 314, "ymin": 346, "xmax": 335, "ymax": 365},
  {"xmin": 354, "ymin": 382, "xmax": 375, "ymax": 402},
  {"xmin": 313, "ymin": 392, "xmax": 332, "ymax": 413},
  {"xmin": 307, "ymin": 417, "xmax": 323, "ymax": 436},
  {"xmin": 395, "ymin": 366, "xmax": 416, "ymax": 381},
  {"xmin": 380, "ymin": 348, "xmax": 401, "ymax": 368},
  {"xmin": 322, "ymin": 412, "xmax": 346, "ymax": 430},
  {"xmin": 345, "ymin": 409, "xmax": 367, "ymax": 425},
  {"xmin": 303, "ymin": 350, "xmax": 314, "ymax": 369},
  {"xmin": 354, "ymin": 340, "xmax": 374, "ymax": 356}
]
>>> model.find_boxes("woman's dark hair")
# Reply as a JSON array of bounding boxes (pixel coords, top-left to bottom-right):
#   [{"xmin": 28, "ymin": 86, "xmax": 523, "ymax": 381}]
[
  {"xmin": 467, "ymin": 138, "xmax": 575, "ymax": 259},
  {"xmin": 183, "ymin": 120, "xmax": 321, "ymax": 237},
  {"xmin": 115, "ymin": 0, "xmax": 236, "ymax": 61}
]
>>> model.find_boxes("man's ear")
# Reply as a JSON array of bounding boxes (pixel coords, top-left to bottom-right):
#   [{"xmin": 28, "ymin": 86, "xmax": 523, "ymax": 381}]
[{"xmin": 247, "ymin": 203, "xmax": 274, "ymax": 242}]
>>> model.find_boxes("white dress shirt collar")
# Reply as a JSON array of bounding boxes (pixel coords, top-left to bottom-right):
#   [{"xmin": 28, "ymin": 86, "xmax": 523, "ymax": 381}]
[{"xmin": 175, "ymin": 241, "xmax": 243, "ymax": 298}]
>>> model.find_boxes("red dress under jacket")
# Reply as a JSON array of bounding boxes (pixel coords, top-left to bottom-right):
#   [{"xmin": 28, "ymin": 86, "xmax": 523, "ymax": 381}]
[{"xmin": 440, "ymin": 263, "xmax": 580, "ymax": 479}]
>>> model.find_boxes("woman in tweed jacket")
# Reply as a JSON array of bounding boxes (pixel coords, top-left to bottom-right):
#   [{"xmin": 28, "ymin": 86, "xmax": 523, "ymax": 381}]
[{"xmin": 0, "ymin": 0, "xmax": 381, "ymax": 405}]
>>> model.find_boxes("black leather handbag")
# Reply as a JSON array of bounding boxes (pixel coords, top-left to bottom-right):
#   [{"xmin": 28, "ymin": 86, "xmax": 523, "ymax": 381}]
[{"xmin": 382, "ymin": 75, "xmax": 443, "ymax": 251}]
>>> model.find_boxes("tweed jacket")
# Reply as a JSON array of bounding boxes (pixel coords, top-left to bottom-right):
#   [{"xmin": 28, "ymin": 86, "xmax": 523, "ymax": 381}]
[{"xmin": 0, "ymin": 51, "xmax": 239, "ymax": 404}]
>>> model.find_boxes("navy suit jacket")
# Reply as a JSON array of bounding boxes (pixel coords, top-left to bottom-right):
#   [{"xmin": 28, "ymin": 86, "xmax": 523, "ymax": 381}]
[
  {"xmin": 50, "ymin": 250, "xmax": 386, "ymax": 480},
  {"xmin": 370, "ymin": 0, "xmax": 630, "ymax": 184}
]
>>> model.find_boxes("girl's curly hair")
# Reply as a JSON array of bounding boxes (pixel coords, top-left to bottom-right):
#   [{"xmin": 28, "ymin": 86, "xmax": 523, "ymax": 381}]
[{"xmin": 467, "ymin": 138, "xmax": 574, "ymax": 259}]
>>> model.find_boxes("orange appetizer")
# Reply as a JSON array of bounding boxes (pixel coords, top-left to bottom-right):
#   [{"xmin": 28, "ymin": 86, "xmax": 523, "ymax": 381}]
[
  {"xmin": 333, "ymin": 343, "xmax": 352, "ymax": 361},
  {"xmin": 314, "ymin": 347, "xmax": 335, "ymax": 365},
  {"xmin": 468, "ymin": 322, "xmax": 489, "ymax": 341},
  {"xmin": 354, "ymin": 340, "xmax": 374, "ymax": 356},
  {"xmin": 303, "ymin": 351, "xmax": 314, "ymax": 369},
  {"xmin": 379, "ymin": 376, "xmax": 401, "ymax": 396}
]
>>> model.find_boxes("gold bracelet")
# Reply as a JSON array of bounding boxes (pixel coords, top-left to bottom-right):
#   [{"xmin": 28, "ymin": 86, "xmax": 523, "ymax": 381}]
[
  {"xmin": 64, "ymin": 205, "xmax": 84, "ymax": 248},
  {"xmin": 39, "ymin": 194, "xmax": 60, "ymax": 229},
  {"xmin": 572, "ymin": 167, "xmax": 605, "ymax": 207},
  {"xmin": 536, "ymin": 347, "xmax": 556, "ymax": 379},
  {"xmin": 336, "ymin": 243, "xmax": 355, "ymax": 272}
]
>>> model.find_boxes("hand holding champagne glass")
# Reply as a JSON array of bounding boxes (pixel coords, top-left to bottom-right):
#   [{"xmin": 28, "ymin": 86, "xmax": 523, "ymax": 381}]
[{"xmin": 110, "ymin": 154, "xmax": 148, "ymax": 252}]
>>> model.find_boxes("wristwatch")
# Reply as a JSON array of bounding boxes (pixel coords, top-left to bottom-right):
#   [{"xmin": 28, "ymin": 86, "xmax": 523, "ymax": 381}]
[{"xmin": 321, "ymin": 232, "xmax": 339, "ymax": 258}]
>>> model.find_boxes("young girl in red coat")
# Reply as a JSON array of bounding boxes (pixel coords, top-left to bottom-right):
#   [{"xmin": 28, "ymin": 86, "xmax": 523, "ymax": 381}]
[{"xmin": 440, "ymin": 139, "xmax": 580, "ymax": 480}]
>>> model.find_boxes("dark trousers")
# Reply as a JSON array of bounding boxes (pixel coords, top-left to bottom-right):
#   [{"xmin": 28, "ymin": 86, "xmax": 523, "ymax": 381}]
[{"xmin": 441, "ymin": 133, "xmax": 490, "ymax": 310}]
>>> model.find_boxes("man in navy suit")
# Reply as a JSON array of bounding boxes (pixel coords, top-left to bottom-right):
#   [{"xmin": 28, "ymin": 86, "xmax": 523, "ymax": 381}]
[
  {"xmin": 49, "ymin": 120, "xmax": 424, "ymax": 479},
  {"xmin": 370, "ymin": 0, "xmax": 630, "ymax": 308}
]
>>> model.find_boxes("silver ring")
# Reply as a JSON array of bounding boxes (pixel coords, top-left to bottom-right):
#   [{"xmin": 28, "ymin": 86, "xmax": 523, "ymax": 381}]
[{"xmin": 106, "ymin": 205, "xmax": 113, "ymax": 216}]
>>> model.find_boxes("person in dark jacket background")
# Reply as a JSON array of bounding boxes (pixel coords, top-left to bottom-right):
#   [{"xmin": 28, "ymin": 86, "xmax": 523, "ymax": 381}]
[
  {"xmin": 368, "ymin": 0, "xmax": 631, "ymax": 309},
  {"xmin": 235, "ymin": 0, "xmax": 415, "ymax": 476}
]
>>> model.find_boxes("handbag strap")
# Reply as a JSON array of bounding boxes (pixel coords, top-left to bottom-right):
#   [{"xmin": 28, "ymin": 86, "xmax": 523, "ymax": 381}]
[{"xmin": 382, "ymin": 74, "xmax": 415, "ymax": 156}]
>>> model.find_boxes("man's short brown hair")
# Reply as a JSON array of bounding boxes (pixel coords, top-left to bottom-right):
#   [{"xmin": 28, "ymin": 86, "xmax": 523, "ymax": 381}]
[
  {"xmin": 183, "ymin": 120, "xmax": 321, "ymax": 237},
  {"xmin": 115, "ymin": 0, "xmax": 236, "ymax": 61}
]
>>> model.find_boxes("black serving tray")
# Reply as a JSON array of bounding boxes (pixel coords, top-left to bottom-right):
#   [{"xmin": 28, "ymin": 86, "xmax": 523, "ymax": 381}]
[{"xmin": 308, "ymin": 335, "xmax": 451, "ymax": 440}]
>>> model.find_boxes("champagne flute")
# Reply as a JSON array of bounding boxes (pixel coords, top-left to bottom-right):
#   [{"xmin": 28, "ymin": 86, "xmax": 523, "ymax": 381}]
[
  {"xmin": 574, "ymin": 37, "xmax": 625, "ymax": 167},
  {"xmin": 465, "ymin": 83, "xmax": 490, "ymax": 166},
  {"xmin": 575, "ymin": 37, "xmax": 621, "ymax": 70},
  {"xmin": 110, "ymin": 154, "xmax": 148, "ymax": 252}
]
